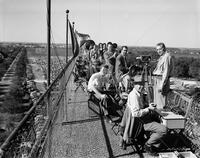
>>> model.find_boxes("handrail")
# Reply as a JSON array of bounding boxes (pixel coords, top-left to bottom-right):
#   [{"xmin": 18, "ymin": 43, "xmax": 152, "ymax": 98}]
[
  {"xmin": 28, "ymin": 72, "xmax": 68, "ymax": 158},
  {"xmin": 0, "ymin": 55, "xmax": 76, "ymax": 157},
  {"xmin": 166, "ymin": 89, "xmax": 200, "ymax": 156},
  {"xmin": 29, "ymin": 57, "xmax": 76, "ymax": 158}
]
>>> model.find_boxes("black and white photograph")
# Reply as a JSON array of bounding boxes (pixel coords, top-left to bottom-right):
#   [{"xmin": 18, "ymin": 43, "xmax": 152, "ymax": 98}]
[{"xmin": 0, "ymin": 0, "xmax": 200, "ymax": 157}]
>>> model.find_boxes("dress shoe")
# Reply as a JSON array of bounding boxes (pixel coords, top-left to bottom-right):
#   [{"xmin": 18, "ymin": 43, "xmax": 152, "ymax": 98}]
[
  {"xmin": 144, "ymin": 144, "xmax": 159, "ymax": 157},
  {"xmin": 105, "ymin": 115, "xmax": 112, "ymax": 123}
]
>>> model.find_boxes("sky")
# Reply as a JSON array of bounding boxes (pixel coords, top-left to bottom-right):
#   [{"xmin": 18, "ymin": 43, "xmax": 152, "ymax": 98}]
[{"xmin": 0, "ymin": 0, "xmax": 200, "ymax": 48}]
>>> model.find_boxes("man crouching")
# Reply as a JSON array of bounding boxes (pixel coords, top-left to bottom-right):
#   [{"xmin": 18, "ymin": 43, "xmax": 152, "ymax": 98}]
[{"xmin": 87, "ymin": 65, "xmax": 115, "ymax": 121}]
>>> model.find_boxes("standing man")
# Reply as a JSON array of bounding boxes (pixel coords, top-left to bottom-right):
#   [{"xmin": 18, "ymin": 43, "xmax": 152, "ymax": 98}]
[
  {"xmin": 103, "ymin": 42, "xmax": 114, "ymax": 74},
  {"xmin": 115, "ymin": 46, "xmax": 129, "ymax": 82},
  {"xmin": 153, "ymin": 42, "xmax": 173, "ymax": 109},
  {"xmin": 103, "ymin": 42, "xmax": 113, "ymax": 65}
]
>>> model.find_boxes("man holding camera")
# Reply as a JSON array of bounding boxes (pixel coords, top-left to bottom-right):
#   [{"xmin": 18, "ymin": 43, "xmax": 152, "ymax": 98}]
[{"xmin": 153, "ymin": 42, "xmax": 173, "ymax": 109}]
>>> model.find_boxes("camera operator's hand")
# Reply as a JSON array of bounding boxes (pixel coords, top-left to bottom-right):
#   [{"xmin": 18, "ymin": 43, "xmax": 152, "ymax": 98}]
[{"xmin": 148, "ymin": 103, "xmax": 157, "ymax": 111}]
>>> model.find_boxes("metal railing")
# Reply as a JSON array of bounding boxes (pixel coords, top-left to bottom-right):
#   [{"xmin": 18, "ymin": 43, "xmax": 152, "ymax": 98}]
[
  {"xmin": 167, "ymin": 90, "xmax": 200, "ymax": 157},
  {"xmin": 0, "ymin": 54, "xmax": 76, "ymax": 158}
]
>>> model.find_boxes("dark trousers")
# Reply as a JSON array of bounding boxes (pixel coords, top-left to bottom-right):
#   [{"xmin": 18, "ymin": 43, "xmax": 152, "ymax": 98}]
[{"xmin": 93, "ymin": 90, "xmax": 115, "ymax": 116}]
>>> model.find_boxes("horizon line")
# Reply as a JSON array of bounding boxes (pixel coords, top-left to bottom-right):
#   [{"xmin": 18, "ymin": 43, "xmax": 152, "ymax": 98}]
[{"xmin": 0, "ymin": 41, "xmax": 200, "ymax": 50}]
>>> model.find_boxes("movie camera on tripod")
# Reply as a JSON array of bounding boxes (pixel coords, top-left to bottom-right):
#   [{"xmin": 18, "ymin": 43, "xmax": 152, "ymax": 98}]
[
  {"xmin": 136, "ymin": 55, "xmax": 151, "ymax": 64},
  {"xmin": 136, "ymin": 55, "xmax": 154, "ymax": 104},
  {"xmin": 135, "ymin": 55, "xmax": 152, "ymax": 76}
]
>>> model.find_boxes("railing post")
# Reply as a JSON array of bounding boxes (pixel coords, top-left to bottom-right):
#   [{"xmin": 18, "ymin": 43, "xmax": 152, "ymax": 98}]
[
  {"xmin": 47, "ymin": 0, "xmax": 52, "ymax": 157},
  {"xmin": 63, "ymin": 66, "xmax": 67, "ymax": 121},
  {"xmin": 47, "ymin": 0, "xmax": 51, "ymax": 87},
  {"xmin": 66, "ymin": 10, "xmax": 69, "ymax": 63},
  {"xmin": 72, "ymin": 22, "xmax": 75, "ymax": 31},
  {"xmin": 47, "ymin": 0, "xmax": 51, "ymax": 118}
]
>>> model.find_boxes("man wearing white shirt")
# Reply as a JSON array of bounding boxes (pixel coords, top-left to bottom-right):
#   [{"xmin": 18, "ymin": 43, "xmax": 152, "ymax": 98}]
[
  {"xmin": 88, "ymin": 65, "xmax": 113, "ymax": 118},
  {"xmin": 153, "ymin": 42, "xmax": 174, "ymax": 109},
  {"xmin": 120, "ymin": 80, "xmax": 167, "ymax": 156}
]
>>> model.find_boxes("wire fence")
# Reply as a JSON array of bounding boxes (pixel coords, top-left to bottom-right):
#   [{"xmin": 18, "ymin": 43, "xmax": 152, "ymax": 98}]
[{"xmin": 0, "ymin": 54, "xmax": 76, "ymax": 158}]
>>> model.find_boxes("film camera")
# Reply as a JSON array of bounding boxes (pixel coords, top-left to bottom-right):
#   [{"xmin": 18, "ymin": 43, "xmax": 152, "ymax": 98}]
[{"xmin": 136, "ymin": 55, "xmax": 151, "ymax": 63}]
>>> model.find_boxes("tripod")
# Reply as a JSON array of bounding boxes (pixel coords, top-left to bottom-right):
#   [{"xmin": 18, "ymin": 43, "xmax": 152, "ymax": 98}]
[{"xmin": 141, "ymin": 63, "xmax": 154, "ymax": 104}]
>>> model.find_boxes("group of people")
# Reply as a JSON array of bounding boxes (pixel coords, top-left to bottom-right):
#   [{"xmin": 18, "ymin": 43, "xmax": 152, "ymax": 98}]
[{"xmin": 76, "ymin": 41, "xmax": 173, "ymax": 156}]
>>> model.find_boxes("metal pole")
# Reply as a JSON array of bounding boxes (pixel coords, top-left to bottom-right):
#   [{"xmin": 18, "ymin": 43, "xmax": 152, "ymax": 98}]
[
  {"xmin": 47, "ymin": 0, "xmax": 51, "ymax": 86},
  {"xmin": 72, "ymin": 22, "xmax": 75, "ymax": 30},
  {"xmin": 66, "ymin": 10, "xmax": 69, "ymax": 63},
  {"xmin": 47, "ymin": 1, "xmax": 52, "ymax": 157},
  {"xmin": 47, "ymin": 0, "xmax": 51, "ymax": 120}
]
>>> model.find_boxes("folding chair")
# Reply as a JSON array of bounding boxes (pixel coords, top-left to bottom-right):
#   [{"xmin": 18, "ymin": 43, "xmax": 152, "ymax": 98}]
[
  {"xmin": 127, "ymin": 118, "xmax": 146, "ymax": 152},
  {"xmin": 110, "ymin": 95, "xmax": 126, "ymax": 135},
  {"xmin": 87, "ymin": 91, "xmax": 103, "ymax": 117}
]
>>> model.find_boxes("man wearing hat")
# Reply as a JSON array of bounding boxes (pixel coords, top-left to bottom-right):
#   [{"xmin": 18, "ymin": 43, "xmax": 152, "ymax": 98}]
[
  {"xmin": 119, "ymin": 78, "xmax": 167, "ymax": 156},
  {"xmin": 118, "ymin": 65, "xmax": 140, "ymax": 107}
]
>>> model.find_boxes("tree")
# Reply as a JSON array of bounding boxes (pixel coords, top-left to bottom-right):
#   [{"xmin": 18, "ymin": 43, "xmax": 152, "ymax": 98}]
[
  {"xmin": 189, "ymin": 59, "xmax": 200, "ymax": 80},
  {"xmin": 173, "ymin": 57, "xmax": 190, "ymax": 77}
]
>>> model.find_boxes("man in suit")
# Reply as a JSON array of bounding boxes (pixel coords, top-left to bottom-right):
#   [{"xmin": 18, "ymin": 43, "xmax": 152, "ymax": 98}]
[
  {"xmin": 115, "ymin": 46, "xmax": 129, "ymax": 82},
  {"xmin": 103, "ymin": 42, "xmax": 114, "ymax": 75}
]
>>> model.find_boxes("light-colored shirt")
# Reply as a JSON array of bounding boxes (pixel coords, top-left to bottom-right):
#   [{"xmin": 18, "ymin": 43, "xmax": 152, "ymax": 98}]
[
  {"xmin": 87, "ymin": 72, "xmax": 109, "ymax": 92},
  {"xmin": 153, "ymin": 52, "xmax": 173, "ymax": 89},
  {"xmin": 127, "ymin": 88, "xmax": 149, "ymax": 117}
]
